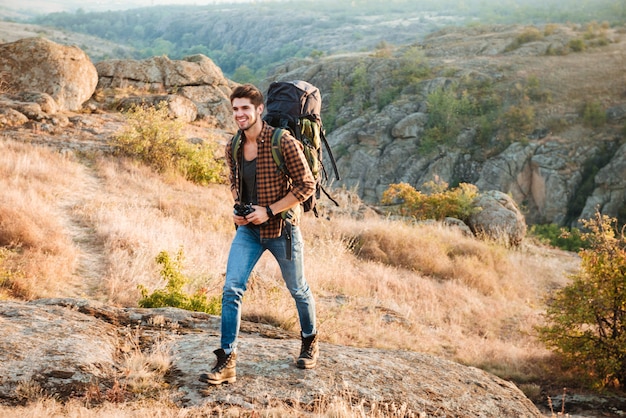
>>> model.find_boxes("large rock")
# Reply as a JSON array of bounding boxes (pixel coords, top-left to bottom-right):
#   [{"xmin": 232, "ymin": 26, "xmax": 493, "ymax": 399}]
[
  {"xmin": 469, "ymin": 190, "xmax": 527, "ymax": 246},
  {"xmin": 0, "ymin": 37, "xmax": 98, "ymax": 111},
  {"xmin": 0, "ymin": 298, "xmax": 543, "ymax": 417},
  {"xmin": 96, "ymin": 55, "xmax": 236, "ymax": 131},
  {"xmin": 579, "ymin": 142, "xmax": 626, "ymax": 224}
]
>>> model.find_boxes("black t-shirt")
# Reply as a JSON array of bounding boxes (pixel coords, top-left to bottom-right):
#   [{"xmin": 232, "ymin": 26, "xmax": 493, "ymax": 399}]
[{"xmin": 241, "ymin": 158, "xmax": 257, "ymax": 204}]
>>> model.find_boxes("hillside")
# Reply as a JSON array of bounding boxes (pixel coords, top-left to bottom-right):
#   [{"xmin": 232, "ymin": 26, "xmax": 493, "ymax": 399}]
[
  {"xmin": 0, "ymin": 21, "xmax": 133, "ymax": 61},
  {"xmin": 263, "ymin": 22, "xmax": 626, "ymax": 229},
  {"xmin": 0, "ymin": 106, "xmax": 585, "ymax": 416},
  {"xmin": 2, "ymin": 9, "xmax": 626, "ymax": 416},
  {"xmin": 17, "ymin": 0, "xmax": 626, "ymax": 76},
  {"xmin": 4, "ymin": 4, "xmax": 626, "ymax": 227}
]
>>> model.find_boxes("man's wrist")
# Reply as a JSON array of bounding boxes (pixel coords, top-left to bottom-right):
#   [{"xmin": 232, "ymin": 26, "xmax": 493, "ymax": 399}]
[{"xmin": 266, "ymin": 205, "xmax": 275, "ymax": 218}]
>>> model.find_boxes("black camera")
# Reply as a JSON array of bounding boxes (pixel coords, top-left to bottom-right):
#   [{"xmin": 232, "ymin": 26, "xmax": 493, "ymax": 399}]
[{"xmin": 234, "ymin": 203, "xmax": 254, "ymax": 217}]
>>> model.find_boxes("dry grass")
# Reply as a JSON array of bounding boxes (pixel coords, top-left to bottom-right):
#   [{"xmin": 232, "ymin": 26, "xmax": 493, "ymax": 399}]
[
  {"xmin": 0, "ymin": 140, "xmax": 80, "ymax": 298},
  {"xmin": 0, "ymin": 394, "xmax": 420, "ymax": 418},
  {"xmin": 0, "ymin": 137, "xmax": 582, "ymax": 414}
]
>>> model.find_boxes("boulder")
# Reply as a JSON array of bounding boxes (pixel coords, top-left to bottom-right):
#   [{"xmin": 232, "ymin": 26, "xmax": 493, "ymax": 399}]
[
  {"xmin": 391, "ymin": 112, "xmax": 428, "ymax": 139},
  {"xmin": 443, "ymin": 216, "xmax": 474, "ymax": 237},
  {"xmin": 96, "ymin": 55, "xmax": 236, "ymax": 131},
  {"xmin": 10, "ymin": 92, "xmax": 58, "ymax": 114},
  {"xmin": 469, "ymin": 190, "xmax": 527, "ymax": 246},
  {"xmin": 0, "ymin": 108, "xmax": 29, "ymax": 127},
  {"xmin": 0, "ymin": 37, "xmax": 98, "ymax": 111}
]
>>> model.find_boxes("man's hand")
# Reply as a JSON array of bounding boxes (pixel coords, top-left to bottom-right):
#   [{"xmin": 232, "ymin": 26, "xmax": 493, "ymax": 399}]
[
  {"xmin": 244, "ymin": 205, "xmax": 271, "ymax": 225},
  {"xmin": 233, "ymin": 213, "xmax": 250, "ymax": 226}
]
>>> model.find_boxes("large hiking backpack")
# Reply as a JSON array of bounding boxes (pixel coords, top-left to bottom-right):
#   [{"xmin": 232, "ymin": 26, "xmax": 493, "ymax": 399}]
[
  {"xmin": 232, "ymin": 80, "xmax": 340, "ymax": 216},
  {"xmin": 264, "ymin": 80, "xmax": 340, "ymax": 215}
]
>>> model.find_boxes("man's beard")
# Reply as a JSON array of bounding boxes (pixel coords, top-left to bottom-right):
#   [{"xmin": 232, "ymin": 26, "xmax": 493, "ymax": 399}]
[{"xmin": 242, "ymin": 114, "xmax": 260, "ymax": 131}]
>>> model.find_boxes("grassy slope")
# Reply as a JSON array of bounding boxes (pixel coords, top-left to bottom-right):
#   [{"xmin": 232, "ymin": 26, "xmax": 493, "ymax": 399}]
[{"xmin": 0, "ymin": 127, "xmax": 580, "ymax": 397}]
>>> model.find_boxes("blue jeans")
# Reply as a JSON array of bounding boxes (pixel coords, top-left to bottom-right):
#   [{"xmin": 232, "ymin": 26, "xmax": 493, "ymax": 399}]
[{"xmin": 221, "ymin": 224, "xmax": 316, "ymax": 351}]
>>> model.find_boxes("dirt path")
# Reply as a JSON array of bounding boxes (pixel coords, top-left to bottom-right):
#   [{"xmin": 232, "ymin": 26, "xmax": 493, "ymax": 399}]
[{"xmin": 59, "ymin": 162, "xmax": 110, "ymax": 299}]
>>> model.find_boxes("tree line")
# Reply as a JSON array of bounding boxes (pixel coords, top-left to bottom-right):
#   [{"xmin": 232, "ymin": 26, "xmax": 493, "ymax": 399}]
[{"xmin": 28, "ymin": 0, "xmax": 626, "ymax": 80}]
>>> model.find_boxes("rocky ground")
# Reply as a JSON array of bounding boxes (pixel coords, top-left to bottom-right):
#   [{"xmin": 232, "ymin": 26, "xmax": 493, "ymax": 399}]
[{"xmin": 0, "ymin": 298, "xmax": 544, "ymax": 417}]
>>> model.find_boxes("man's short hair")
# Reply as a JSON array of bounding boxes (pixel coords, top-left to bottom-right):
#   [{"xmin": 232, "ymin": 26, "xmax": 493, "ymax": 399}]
[{"xmin": 230, "ymin": 84, "xmax": 264, "ymax": 107}]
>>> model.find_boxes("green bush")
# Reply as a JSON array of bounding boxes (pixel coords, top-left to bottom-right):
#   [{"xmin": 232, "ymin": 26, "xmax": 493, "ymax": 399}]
[
  {"xmin": 501, "ymin": 103, "xmax": 535, "ymax": 141},
  {"xmin": 381, "ymin": 181, "xmax": 480, "ymax": 223},
  {"xmin": 323, "ymin": 78, "xmax": 350, "ymax": 131},
  {"xmin": 505, "ymin": 26, "xmax": 544, "ymax": 52},
  {"xmin": 569, "ymin": 38, "xmax": 586, "ymax": 52},
  {"xmin": 395, "ymin": 46, "xmax": 431, "ymax": 84},
  {"xmin": 111, "ymin": 102, "xmax": 226, "ymax": 185},
  {"xmin": 526, "ymin": 75, "xmax": 552, "ymax": 103},
  {"xmin": 581, "ymin": 101, "xmax": 607, "ymax": 128},
  {"xmin": 351, "ymin": 64, "xmax": 370, "ymax": 110},
  {"xmin": 528, "ymin": 223, "xmax": 588, "ymax": 252},
  {"xmin": 538, "ymin": 214, "xmax": 626, "ymax": 388},
  {"xmin": 138, "ymin": 248, "xmax": 221, "ymax": 315},
  {"xmin": 422, "ymin": 86, "xmax": 475, "ymax": 151}
]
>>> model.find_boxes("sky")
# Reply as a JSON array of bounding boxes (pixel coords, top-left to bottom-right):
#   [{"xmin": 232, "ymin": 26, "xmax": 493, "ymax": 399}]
[{"xmin": 0, "ymin": 0, "xmax": 258, "ymax": 16}]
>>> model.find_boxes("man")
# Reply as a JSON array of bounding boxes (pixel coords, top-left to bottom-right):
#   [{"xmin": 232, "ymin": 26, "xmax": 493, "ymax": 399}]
[{"xmin": 199, "ymin": 84, "xmax": 319, "ymax": 385}]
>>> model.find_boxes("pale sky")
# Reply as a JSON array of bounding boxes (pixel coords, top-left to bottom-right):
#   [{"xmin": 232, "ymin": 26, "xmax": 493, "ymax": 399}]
[{"xmin": 0, "ymin": 0, "xmax": 258, "ymax": 16}]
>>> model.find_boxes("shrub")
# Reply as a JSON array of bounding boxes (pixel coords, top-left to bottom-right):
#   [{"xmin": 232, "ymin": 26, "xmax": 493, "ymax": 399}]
[
  {"xmin": 501, "ymin": 103, "xmax": 535, "ymax": 141},
  {"xmin": 517, "ymin": 26, "xmax": 544, "ymax": 44},
  {"xmin": 324, "ymin": 78, "xmax": 349, "ymax": 131},
  {"xmin": 569, "ymin": 38, "xmax": 586, "ymax": 52},
  {"xmin": 526, "ymin": 75, "xmax": 552, "ymax": 103},
  {"xmin": 544, "ymin": 24, "xmax": 559, "ymax": 36},
  {"xmin": 538, "ymin": 214, "xmax": 626, "ymax": 388},
  {"xmin": 505, "ymin": 26, "xmax": 543, "ymax": 51},
  {"xmin": 138, "ymin": 248, "xmax": 221, "ymax": 315},
  {"xmin": 111, "ymin": 102, "xmax": 226, "ymax": 185},
  {"xmin": 381, "ymin": 181, "xmax": 480, "ymax": 223},
  {"xmin": 422, "ymin": 86, "xmax": 474, "ymax": 151},
  {"xmin": 395, "ymin": 46, "xmax": 431, "ymax": 84},
  {"xmin": 528, "ymin": 223, "xmax": 588, "ymax": 252},
  {"xmin": 581, "ymin": 101, "xmax": 607, "ymax": 128},
  {"xmin": 351, "ymin": 63, "xmax": 370, "ymax": 110}
]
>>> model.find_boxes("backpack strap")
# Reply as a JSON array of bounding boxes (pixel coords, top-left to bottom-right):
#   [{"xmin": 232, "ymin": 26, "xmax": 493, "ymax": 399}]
[
  {"xmin": 270, "ymin": 128, "xmax": 287, "ymax": 177},
  {"xmin": 231, "ymin": 130, "xmax": 243, "ymax": 202},
  {"xmin": 231, "ymin": 130, "xmax": 242, "ymax": 167}
]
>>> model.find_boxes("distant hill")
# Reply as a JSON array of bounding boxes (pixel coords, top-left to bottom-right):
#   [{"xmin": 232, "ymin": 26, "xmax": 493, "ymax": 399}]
[
  {"xmin": 0, "ymin": 21, "xmax": 133, "ymax": 61},
  {"xmin": 13, "ymin": 0, "xmax": 626, "ymax": 78},
  {"xmin": 0, "ymin": 0, "xmax": 255, "ymax": 19}
]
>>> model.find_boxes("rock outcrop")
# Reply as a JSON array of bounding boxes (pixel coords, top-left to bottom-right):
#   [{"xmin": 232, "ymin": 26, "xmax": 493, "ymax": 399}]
[
  {"xmin": 0, "ymin": 37, "xmax": 97, "ymax": 111},
  {"xmin": 96, "ymin": 55, "xmax": 236, "ymax": 131},
  {"xmin": 0, "ymin": 298, "xmax": 543, "ymax": 417},
  {"xmin": 266, "ymin": 25, "xmax": 626, "ymax": 228},
  {"xmin": 579, "ymin": 141, "xmax": 626, "ymax": 224},
  {"xmin": 469, "ymin": 190, "xmax": 527, "ymax": 246}
]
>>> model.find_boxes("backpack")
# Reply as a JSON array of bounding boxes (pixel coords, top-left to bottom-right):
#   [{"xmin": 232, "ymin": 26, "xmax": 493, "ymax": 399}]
[{"xmin": 232, "ymin": 80, "xmax": 340, "ymax": 216}]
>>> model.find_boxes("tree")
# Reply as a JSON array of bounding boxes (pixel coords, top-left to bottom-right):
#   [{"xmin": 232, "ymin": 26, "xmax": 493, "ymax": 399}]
[{"xmin": 538, "ymin": 213, "xmax": 626, "ymax": 388}]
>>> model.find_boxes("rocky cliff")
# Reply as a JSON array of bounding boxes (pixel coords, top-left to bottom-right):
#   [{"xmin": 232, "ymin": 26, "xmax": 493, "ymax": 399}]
[{"xmin": 266, "ymin": 24, "xmax": 626, "ymax": 227}]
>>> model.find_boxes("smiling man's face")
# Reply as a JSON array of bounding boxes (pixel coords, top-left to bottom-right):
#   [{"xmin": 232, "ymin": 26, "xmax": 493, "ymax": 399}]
[{"xmin": 232, "ymin": 97, "xmax": 264, "ymax": 132}]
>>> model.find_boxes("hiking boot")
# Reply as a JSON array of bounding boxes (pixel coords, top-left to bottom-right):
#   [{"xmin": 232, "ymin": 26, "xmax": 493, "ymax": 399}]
[
  {"xmin": 296, "ymin": 333, "xmax": 319, "ymax": 369},
  {"xmin": 199, "ymin": 348, "xmax": 237, "ymax": 385}
]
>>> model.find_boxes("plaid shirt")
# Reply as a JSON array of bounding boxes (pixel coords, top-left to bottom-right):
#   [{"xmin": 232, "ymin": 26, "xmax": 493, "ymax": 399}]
[{"xmin": 226, "ymin": 121, "xmax": 315, "ymax": 238}]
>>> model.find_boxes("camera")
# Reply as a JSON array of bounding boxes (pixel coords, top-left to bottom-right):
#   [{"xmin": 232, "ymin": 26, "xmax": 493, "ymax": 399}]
[{"xmin": 234, "ymin": 203, "xmax": 254, "ymax": 217}]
